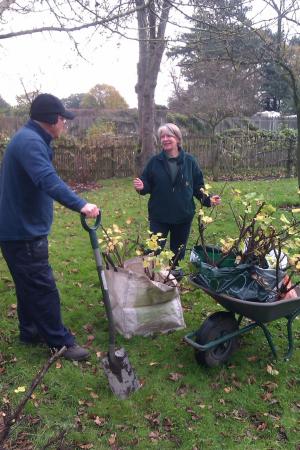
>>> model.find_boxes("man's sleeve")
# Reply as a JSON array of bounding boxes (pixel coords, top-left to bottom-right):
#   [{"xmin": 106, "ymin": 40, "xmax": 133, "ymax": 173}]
[{"xmin": 19, "ymin": 138, "xmax": 86, "ymax": 212}]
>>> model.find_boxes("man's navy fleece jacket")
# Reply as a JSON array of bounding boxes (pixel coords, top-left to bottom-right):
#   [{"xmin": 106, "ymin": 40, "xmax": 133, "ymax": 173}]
[{"xmin": 0, "ymin": 120, "xmax": 86, "ymax": 240}]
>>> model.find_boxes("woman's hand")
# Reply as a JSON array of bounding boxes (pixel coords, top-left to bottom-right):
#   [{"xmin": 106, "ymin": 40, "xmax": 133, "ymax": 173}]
[
  {"xmin": 211, "ymin": 195, "xmax": 221, "ymax": 206},
  {"xmin": 133, "ymin": 178, "xmax": 144, "ymax": 191}
]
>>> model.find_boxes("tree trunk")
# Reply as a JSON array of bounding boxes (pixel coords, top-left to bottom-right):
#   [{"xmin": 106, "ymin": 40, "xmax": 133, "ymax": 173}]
[
  {"xmin": 134, "ymin": 0, "xmax": 171, "ymax": 174},
  {"xmin": 289, "ymin": 67, "xmax": 300, "ymax": 188},
  {"xmin": 211, "ymin": 133, "xmax": 220, "ymax": 181},
  {"xmin": 297, "ymin": 110, "xmax": 300, "ymax": 188}
]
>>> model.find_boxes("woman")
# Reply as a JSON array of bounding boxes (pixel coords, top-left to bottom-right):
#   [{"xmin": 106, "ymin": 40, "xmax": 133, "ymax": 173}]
[{"xmin": 133, "ymin": 123, "xmax": 220, "ymax": 278}]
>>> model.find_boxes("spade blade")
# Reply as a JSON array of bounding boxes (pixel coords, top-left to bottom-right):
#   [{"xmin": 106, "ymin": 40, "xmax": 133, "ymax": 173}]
[{"xmin": 102, "ymin": 348, "xmax": 140, "ymax": 399}]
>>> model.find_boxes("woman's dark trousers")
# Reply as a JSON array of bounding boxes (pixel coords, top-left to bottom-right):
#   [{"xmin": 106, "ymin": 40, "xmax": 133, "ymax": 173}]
[{"xmin": 149, "ymin": 220, "xmax": 192, "ymax": 264}]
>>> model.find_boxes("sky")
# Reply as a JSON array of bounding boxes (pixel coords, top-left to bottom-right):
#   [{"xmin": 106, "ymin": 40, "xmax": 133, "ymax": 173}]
[
  {"xmin": 0, "ymin": 27, "xmax": 172, "ymax": 108},
  {"xmin": 0, "ymin": 1, "xmax": 289, "ymax": 109}
]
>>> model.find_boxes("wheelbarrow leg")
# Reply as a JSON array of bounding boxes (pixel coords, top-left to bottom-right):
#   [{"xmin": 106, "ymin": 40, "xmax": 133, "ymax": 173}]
[
  {"xmin": 257, "ymin": 323, "xmax": 278, "ymax": 359},
  {"xmin": 285, "ymin": 308, "xmax": 300, "ymax": 361}
]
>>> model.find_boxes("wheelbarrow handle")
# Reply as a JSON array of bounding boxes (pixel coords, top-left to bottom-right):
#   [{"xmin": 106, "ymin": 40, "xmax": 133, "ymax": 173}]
[{"xmin": 80, "ymin": 212, "xmax": 101, "ymax": 232}]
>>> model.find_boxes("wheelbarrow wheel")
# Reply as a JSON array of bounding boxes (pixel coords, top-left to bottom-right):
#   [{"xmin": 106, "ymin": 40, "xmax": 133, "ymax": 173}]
[{"xmin": 194, "ymin": 311, "xmax": 239, "ymax": 367}]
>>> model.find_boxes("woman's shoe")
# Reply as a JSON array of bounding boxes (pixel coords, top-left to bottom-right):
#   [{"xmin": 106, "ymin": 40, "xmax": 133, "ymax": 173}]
[{"xmin": 170, "ymin": 267, "xmax": 184, "ymax": 281}]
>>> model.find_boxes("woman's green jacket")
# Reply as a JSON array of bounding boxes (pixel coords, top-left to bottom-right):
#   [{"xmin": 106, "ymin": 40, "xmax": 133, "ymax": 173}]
[{"xmin": 139, "ymin": 149, "xmax": 211, "ymax": 224}]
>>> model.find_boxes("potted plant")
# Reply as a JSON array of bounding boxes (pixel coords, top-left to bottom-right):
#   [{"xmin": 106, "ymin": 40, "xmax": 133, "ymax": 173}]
[{"xmin": 193, "ymin": 186, "xmax": 300, "ymax": 301}]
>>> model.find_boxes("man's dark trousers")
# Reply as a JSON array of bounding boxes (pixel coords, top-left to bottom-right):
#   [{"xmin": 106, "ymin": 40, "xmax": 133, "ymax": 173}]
[{"xmin": 0, "ymin": 237, "xmax": 75, "ymax": 347}]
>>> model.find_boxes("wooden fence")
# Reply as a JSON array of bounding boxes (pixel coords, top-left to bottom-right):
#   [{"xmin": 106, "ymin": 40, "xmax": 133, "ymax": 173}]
[
  {"xmin": 184, "ymin": 134, "xmax": 296, "ymax": 179},
  {"xmin": 53, "ymin": 136, "xmax": 138, "ymax": 181},
  {"xmin": 0, "ymin": 133, "xmax": 297, "ymax": 182}
]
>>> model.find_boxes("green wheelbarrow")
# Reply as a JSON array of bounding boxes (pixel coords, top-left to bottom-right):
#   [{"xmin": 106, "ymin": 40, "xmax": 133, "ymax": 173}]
[{"xmin": 184, "ymin": 278, "xmax": 300, "ymax": 367}]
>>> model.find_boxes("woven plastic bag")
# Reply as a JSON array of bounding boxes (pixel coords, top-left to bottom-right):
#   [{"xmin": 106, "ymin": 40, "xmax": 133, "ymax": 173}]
[{"xmin": 104, "ymin": 256, "xmax": 186, "ymax": 338}]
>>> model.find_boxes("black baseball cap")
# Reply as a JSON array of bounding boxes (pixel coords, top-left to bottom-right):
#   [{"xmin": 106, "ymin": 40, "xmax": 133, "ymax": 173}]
[{"xmin": 30, "ymin": 93, "xmax": 75, "ymax": 124}]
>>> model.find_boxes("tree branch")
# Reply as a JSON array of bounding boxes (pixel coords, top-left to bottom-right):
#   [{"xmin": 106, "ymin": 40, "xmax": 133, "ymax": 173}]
[
  {"xmin": 0, "ymin": 346, "xmax": 66, "ymax": 445},
  {"xmin": 0, "ymin": 1, "xmax": 149, "ymax": 40}
]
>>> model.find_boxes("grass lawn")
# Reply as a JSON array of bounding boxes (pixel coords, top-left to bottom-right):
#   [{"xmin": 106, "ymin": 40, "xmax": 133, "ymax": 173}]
[{"xmin": 0, "ymin": 177, "xmax": 300, "ymax": 449}]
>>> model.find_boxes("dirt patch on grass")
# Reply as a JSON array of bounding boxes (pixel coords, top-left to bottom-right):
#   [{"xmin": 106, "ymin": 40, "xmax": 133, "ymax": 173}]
[
  {"xmin": 68, "ymin": 181, "xmax": 102, "ymax": 193},
  {"xmin": 278, "ymin": 203, "xmax": 300, "ymax": 210}
]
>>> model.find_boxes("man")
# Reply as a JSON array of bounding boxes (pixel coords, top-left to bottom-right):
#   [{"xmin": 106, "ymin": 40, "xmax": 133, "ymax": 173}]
[{"xmin": 0, "ymin": 93, "xmax": 100, "ymax": 361}]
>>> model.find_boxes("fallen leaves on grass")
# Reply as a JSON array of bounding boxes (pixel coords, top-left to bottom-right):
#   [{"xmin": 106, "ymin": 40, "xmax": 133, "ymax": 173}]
[
  {"xmin": 5, "ymin": 431, "xmax": 34, "ymax": 449},
  {"xmin": 256, "ymin": 422, "xmax": 268, "ymax": 431},
  {"xmin": 93, "ymin": 416, "xmax": 107, "ymax": 427},
  {"xmin": 266, "ymin": 364, "xmax": 279, "ymax": 376},
  {"xmin": 127, "ymin": 437, "xmax": 139, "ymax": 446},
  {"xmin": 14, "ymin": 386, "xmax": 26, "ymax": 394},
  {"xmin": 247, "ymin": 375, "xmax": 257, "ymax": 384},
  {"xmin": 7, "ymin": 304, "xmax": 17, "ymax": 318},
  {"xmin": 90, "ymin": 391, "xmax": 99, "ymax": 399},
  {"xmin": 176, "ymin": 383, "xmax": 189, "ymax": 397},
  {"xmin": 85, "ymin": 335, "xmax": 95, "ymax": 346},
  {"xmin": 230, "ymin": 409, "xmax": 248, "ymax": 421},
  {"xmin": 83, "ymin": 323, "xmax": 94, "ymax": 333},
  {"xmin": 224, "ymin": 386, "xmax": 233, "ymax": 394},
  {"xmin": 186, "ymin": 407, "xmax": 203, "ymax": 421},
  {"xmin": 55, "ymin": 360, "xmax": 62, "ymax": 369},
  {"xmin": 250, "ymin": 413, "xmax": 268, "ymax": 432},
  {"xmin": 2, "ymin": 396, "xmax": 9, "ymax": 405},
  {"xmin": 2, "ymin": 278, "xmax": 14, "ymax": 289},
  {"xmin": 162, "ymin": 417, "xmax": 174, "ymax": 432},
  {"xmin": 0, "ymin": 410, "xmax": 6, "ymax": 430},
  {"xmin": 277, "ymin": 426, "xmax": 288, "ymax": 442},
  {"xmin": 168, "ymin": 372, "xmax": 183, "ymax": 382},
  {"xmin": 74, "ymin": 416, "xmax": 83, "ymax": 432},
  {"xmin": 261, "ymin": 392, "xmax": 273, "ymax": 402},
  {"xmin": 108, "ymin": 433, "xmax": 117, "ymax": 446},
  {"xmin": 287, "ymin": 377, "xmax": 298, "ymax": 388},
  {"xmin": 78, "ymin": 399, "xmax": 94, "ymax": 408},
  {"xmin": 144, "ymin": 412, "xmax": 160, "ymax": 427},
  {"xmin": 262, "ymin": 381, "xmax": 278, "ymax": 392},
  {"xmin": 148, "ymin": 430, "xmax": 163, "ymax": 442},
  {"xmin": 144, "ymin": 412, "xmax": 178, "ymax": 446}
]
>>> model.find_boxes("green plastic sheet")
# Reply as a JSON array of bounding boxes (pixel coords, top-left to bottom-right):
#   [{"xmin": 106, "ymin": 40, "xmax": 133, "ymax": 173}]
[{"xmin": 190, "ymin": 246, "xmax": 285, "ymax": 303}]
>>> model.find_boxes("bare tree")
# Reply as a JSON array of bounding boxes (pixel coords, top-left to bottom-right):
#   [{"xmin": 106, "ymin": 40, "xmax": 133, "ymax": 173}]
[
  {"xmin": 0, "ymin": 0, "xmax": 178, "ymax": 171},
  {"xmin": 175, "ymin": 0, "xmax": 300, "ymax": 185},
  {"xmin": 251, "ymin": 0, "xmax": 300, "ymax": 186},
  {"xmin": 135, "ymin": 0, "xmax": 172, "ymax": 171},
  {"xmin": 169, "ymin": 61, "xmax": 260, "ymax": 180},
  {"xmin": 0, "ymin": 1, "xmax": 174, "ymax": 170},
  {"xmin": 5, "ymin": 0, "xmax": 298, "ymax": 182},
  {"xmin": 169, "ymin": 61, "xmax": 259, "ymax": 134},
  {"xmin": 0, "ymin": 1, "xmax": 147, "ymax": 40}
]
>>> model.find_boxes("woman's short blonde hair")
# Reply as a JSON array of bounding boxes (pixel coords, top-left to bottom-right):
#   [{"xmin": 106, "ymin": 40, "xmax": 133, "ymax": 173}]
[{"xmin": 157, "ymin": 123, "xmax": 182, "ymax": 145}]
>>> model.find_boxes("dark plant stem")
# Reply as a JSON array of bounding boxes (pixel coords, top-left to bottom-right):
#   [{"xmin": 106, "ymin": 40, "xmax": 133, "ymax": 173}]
[{"xmin": 0, "ymin": 347, "xmax": 66, "ymax": 445}]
